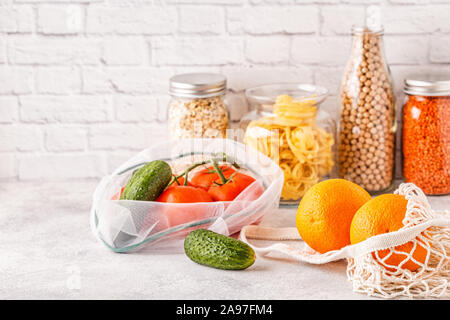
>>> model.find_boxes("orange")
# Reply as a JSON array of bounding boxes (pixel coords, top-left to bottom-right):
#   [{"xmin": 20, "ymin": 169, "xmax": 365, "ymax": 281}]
[
  {"xmin": 296, "ymin": 179, "xmax": 371, "ymax": 254},
  {"xmin": 350, "ymin": 194, "xmax": 428, "ymax": 272}
]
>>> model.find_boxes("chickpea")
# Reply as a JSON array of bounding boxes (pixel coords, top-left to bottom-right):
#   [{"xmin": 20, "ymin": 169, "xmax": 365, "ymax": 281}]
[{"xmin": 338, "ymin": 29, "xmax": 395, "ymax": 192}]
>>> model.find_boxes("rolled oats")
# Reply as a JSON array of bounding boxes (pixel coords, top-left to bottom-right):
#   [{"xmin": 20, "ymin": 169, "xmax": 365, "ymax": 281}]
[{"xmin": 168, "ymin": 96, "xmax": 228, "ymax": 140}]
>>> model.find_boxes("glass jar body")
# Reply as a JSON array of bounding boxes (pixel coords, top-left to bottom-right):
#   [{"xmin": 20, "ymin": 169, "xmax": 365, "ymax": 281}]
[
  {"xmin": 402, "ymin": 94, "xmax": 450, "ymax": 195},
  {"xmin": 168, "ymin": 94, "xmax": 229, "ymax": 140},
  {"xmin": 338, "ymin": 29, "xmax": 396, "ymax": 194},
  {"xmin": 239, "ymin": 109, "xmax": 273, "ymax": 134},
  {"xmin": 244, "ymin": 102, "xmax": 337, "ymax": 204},
  {"xmin": 241, "ymin": 83, "xmax": 329, "ymax": 135}
]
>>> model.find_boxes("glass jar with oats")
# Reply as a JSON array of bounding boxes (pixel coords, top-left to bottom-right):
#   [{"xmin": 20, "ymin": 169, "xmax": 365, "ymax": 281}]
[{"xmin": 168, "ymin": 73, "xmax": 229, "ymax": 140}]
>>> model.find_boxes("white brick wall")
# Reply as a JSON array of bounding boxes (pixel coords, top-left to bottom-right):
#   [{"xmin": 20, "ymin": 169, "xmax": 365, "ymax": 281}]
[
  {"xmin": 38, "ymin": 5, "xmax": 84, "ymax": 35},
  {"xmin": 0, "ymin": 0, "xmax": 449, "ymax": 181}
]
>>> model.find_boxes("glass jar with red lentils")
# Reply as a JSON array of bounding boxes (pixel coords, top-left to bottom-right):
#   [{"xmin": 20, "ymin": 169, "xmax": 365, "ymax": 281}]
[{"xmin": 402, "ymin": 74, "xmax": 450, "ymax": 195}]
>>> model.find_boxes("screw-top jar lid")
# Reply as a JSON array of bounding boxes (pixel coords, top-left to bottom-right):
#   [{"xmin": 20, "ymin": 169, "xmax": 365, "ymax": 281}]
[
  {"xmin": 404, "ymin": 73, "xmax": 450, "ymax": 96},
  {"xmin": 169, "ymin": 73, "xmax": 227, "ymax": 98}
]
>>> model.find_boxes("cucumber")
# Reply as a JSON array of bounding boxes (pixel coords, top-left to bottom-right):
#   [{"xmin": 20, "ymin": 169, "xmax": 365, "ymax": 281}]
[
  {"xmin": 120, "ymin": 160, "xmax": 172, "ymax": 201},
  {"xmin": 184, "ymin": 229, "xmax": 256, "ymax": 270}
]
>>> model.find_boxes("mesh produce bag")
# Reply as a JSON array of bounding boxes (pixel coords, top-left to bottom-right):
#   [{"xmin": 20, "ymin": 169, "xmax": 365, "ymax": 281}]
[
  {"xmin": 240, "ymin": 183, "xmax": 450, "ymax": 299},
  {"xmin": 90, "ymin": 139, "xmax": 284, "ymax": 253}
]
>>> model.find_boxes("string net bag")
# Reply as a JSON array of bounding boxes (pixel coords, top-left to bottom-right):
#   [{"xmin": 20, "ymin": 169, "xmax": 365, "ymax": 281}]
[{"xmin": 240, "ymin": 183, "xmax": 449, "ymax": 299}]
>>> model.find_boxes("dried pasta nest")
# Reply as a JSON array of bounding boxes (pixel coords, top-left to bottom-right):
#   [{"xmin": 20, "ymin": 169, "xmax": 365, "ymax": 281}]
[{"xmin": 244, "ymin": 95, "xmax": 334, "ymax": 201}]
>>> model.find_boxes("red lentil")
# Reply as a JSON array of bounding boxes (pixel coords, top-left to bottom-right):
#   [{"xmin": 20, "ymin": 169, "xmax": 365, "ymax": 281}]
[{"xmin": 402, "ymin": 95, "xmax": 450, "ymax": 195}]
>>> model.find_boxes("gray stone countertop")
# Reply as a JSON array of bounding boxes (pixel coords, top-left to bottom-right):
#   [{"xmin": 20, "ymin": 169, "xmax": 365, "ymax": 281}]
[{"xmin": 0, "ymin": 180, "xmax": 448, "ymax": 300}]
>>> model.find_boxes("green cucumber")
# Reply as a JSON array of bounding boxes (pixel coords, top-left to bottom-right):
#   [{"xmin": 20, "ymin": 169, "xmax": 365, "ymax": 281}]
[
  {"xmin": 120, "ymin": 160, "xmax": 172, "ymax": 201},
  {"xmin": 184, "ymin": 229, "xmax": 256, "ymax": 270}
]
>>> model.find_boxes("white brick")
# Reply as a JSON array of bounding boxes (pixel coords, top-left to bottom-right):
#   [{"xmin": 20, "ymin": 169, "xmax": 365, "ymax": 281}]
[
  {"xmin": 0, "ymin": 6, "xmax": 33, "ymax": 33},
  {"xmin": 102, "ymin": 37, "xmax": 146, "ymax": 66},
  {"xmin": 0, "ymin": 97, "xmax": 19, "ymax": 123},
  {"xmin": 15, "ymin": 0, "xmax": 102, "ymax": 2},
  {"xmin": 297, "ymin": 0, "xmax": 340, "ymax": 2},
  {"xmin": 222, "ymin": 65, "xmax": 314, "ymax": 91},
  {"xmin": 20, "ymin": 96, "xmax": 111, "ymax": 123},
  {"xmin": 115, "ymin": 67, "xmax": 171, "ymax": 94},
  {"xmin": 389, "ymin": 0, "xmax": 430, "ymax": 4},
  {"xmin": 81, "ymin": 68, "xmax": 114, "ymax": 93},
  {"xmin": 291, "ymin": 37, "xmax": 350, "ymax": 66},
  {"xmin": 178, "ymin": 6, "xmax": 225, "ymax": 34},
  {"xmin": 227, "ymin": 6, "xmax": 318, "ymax": 35},
  {"xmin": 172, "ymin": 65, "xmax": 222, "ymax": 75},
  {"xmin": 0, "ymin": 125, "xmax": 43, "ymax": 151},
  {"xmin": 89, "ymin": 123, "xmax": 167, "ymax": 150},
  {"xmin": 321, "ymin": 6, "xmax": 365, "ymax": 35},
  {"xmin": 38, "ymin": 5, "xmax": 83, "ymax": 35},
  {"xmin": 8, "ymin": 38, "xmax": 102, "ymax": 65},
  {"xmin": 429, "ymin": 7, "xmax": 450, "ymax": 32},
  {"xmin": 245, "ymin": 36, "xmax": 290, "ymax": 63},
  {"xmin": 251, "ymin": 0, "xmax": 296, "ymax": 3},
  {"xmin": 0, "ymin": 66, "xmax": 33, "ymax": 94},
  {"xmin": 115, "ymin": 95, "xmax": 159, "ymax": 123},
  {"xmin": 221, "ymin": 65, "xmax": 315, "ymax": 120},
  {"xmin": 86, "ymin": 6, "xmax": 177, "ymax": 35},
  {"xmin": 430, "ymin": 36, "xmax": 450, "ymax": 63},
  {"xmin": 82, "ymin": 67, "xmax": 175, "ymax": 94},
  {"xmin": 45, "ymin": 126, "xmax": 87, "ymax": 152},
  {"xmin": 0, "ymin": 154, "xmax": 16, "ymax": 179},
  {"xmin": 18, "ymin": 154, "xmax": 106, "ymax": 180},
  {"xmin": 36, "ymin": 67, "xmax": 81, "ymax": 94},
  {"xmin": 226, "ymin": 7, "xmax": 244, "ymax": 35},
  {"xmin": 340, "ymin": 0, "xmax": 380, "ymax": 3},
  {"xmin": 381, "ymin": 5, "xmax": 450, "ymax": 34},
  {"xmin": 106, "ymin": 151, "xmax": 140, "ymax": 174},
  {"xmin": 156, "ymin": 95, "xmax": 171, "ymax": 123},
  {"xmin": 0, "ymin": 37, "xmax": 6, "ymax": 63},
  {"xmin": 314, "ymin": 66, "xmax": 345, "ymax": 96},
  {"xmin": 153, "ymin": 37, "xmax": 243, "ymax": 65},
  {"xmin": 384, "ymin": 36, "xmax": 428, "ymax": 64},
  {"xmin": 168, "ymin": 0, "xmax": 243, "ymax": 4},
  {"xmin": 389, "ymin": 65, "xmax": 448, "ymax": 98}
]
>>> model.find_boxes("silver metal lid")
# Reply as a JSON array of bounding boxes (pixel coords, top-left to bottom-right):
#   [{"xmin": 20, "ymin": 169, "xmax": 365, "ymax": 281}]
[
  {"xmin": 404, "ymin": 73, "xmax": 450, "ymax": 96},
  {"xmin": 169, "ymin": 73, "xmax": 227, "ymax": 98}
]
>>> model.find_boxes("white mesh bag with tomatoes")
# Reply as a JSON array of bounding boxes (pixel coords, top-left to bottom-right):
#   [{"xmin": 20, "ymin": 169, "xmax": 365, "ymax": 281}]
[{"xmin": 90, "ymin": 138, "xmax": 284, "ymax": 253}]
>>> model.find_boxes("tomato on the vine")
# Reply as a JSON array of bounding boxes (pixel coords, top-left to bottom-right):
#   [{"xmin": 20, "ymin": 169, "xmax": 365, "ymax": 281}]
[
  {"xmin": 166, "ymin": 175, "xmax": 192, "ymax": 189},
  {"xmin": 207, "ymin": 172, "xmax": 257, "ymax": 202},
  {"xmin": 156, "ymin": 185, "xmax": 214, "ymax": 227},
  {"xmin": 190, "ymin": 165, "xmax": 236, "ymax": 190},
  {"xmin": 156, "ymin": 185, "xmax": 213, "ymax": 203}
]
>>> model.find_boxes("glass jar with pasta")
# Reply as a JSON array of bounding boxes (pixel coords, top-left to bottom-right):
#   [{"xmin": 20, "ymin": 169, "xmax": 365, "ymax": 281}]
[{"xmin": 243, "ymin": 84, "xmax": 336, "ymax": 205}]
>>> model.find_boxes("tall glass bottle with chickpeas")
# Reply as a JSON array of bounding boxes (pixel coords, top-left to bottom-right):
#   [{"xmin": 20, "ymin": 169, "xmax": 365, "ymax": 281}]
[{"xmin": 338, "ymin": 26, "xmax": 396, "ymax": 194}]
